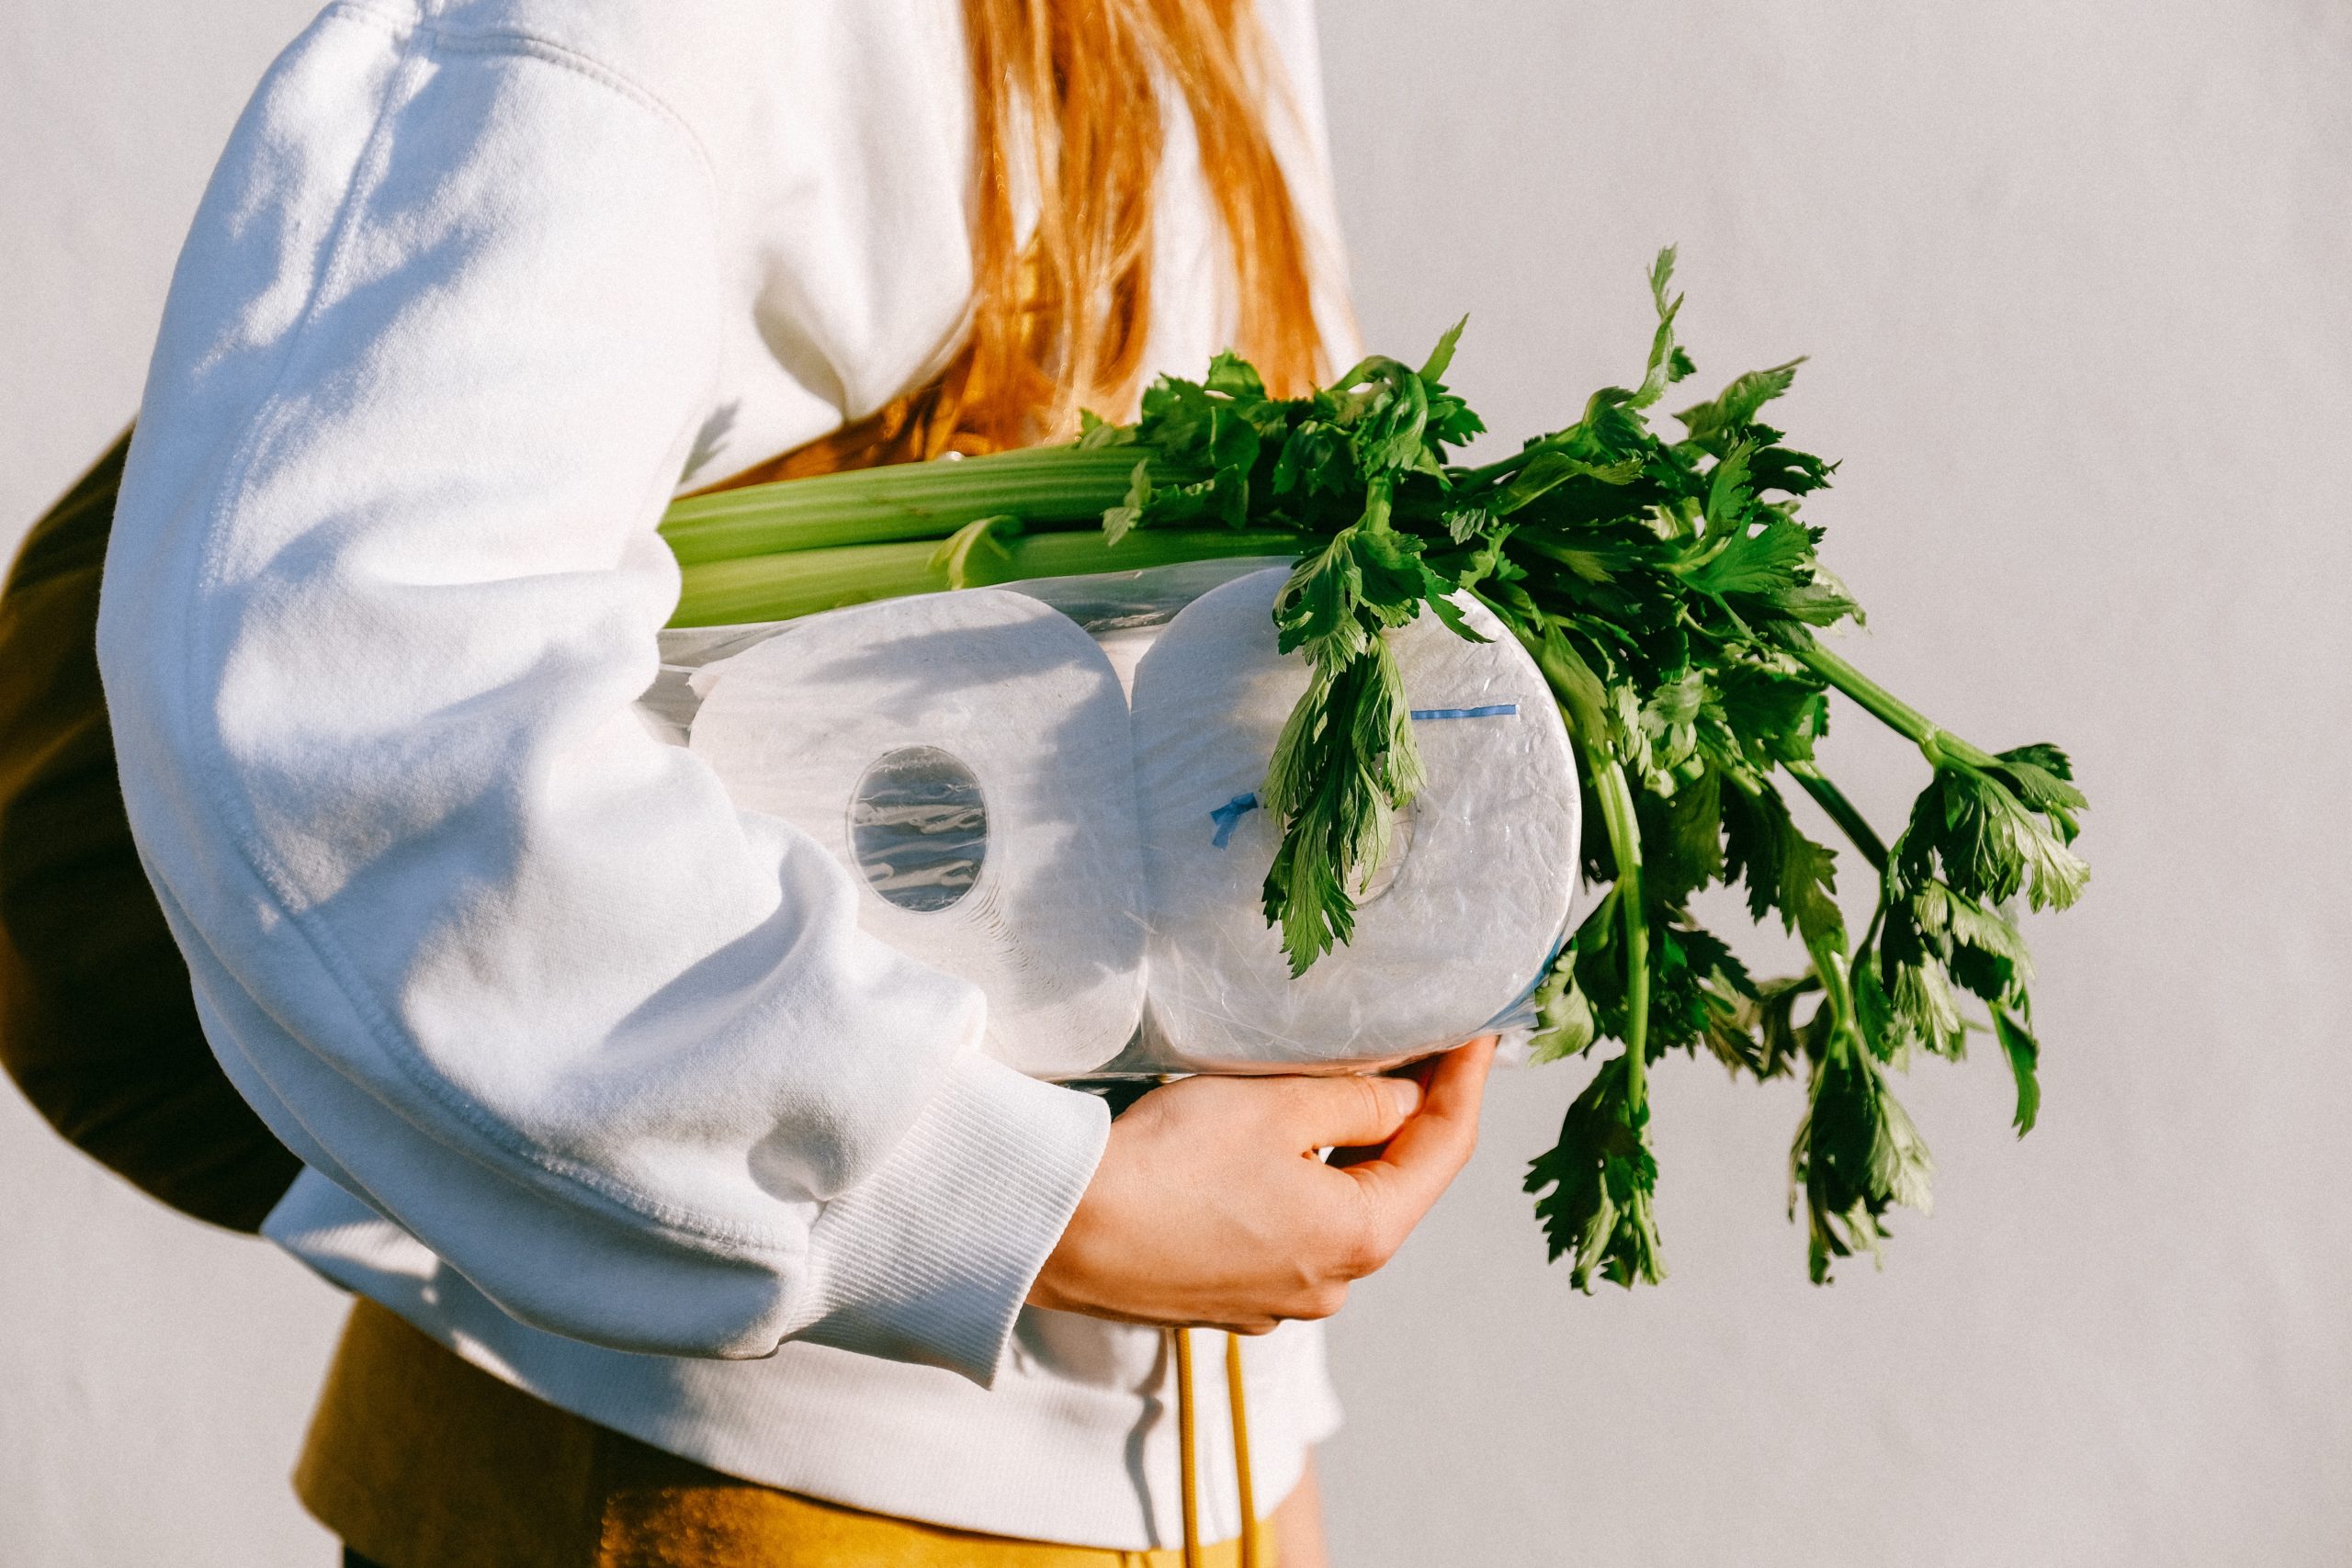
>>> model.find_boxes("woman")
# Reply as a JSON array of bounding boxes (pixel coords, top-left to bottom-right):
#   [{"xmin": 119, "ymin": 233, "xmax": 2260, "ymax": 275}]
[{"xmin": 90, "ymin": 0, "xmax": 1495, "ymax": 1562}]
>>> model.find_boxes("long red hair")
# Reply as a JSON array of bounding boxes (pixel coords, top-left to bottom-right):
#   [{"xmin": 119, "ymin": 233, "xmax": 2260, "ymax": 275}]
[
  {"xmin": 956, "ymin": 0, "xmax": 1330, "ymax": 446},
  {"xmin": 718, "ymin": 1, "xmax": 1332, "ymax": 486}
]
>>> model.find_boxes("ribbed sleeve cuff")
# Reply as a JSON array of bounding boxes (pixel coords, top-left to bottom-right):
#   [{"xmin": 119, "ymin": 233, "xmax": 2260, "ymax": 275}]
[{"xmin": 790, "ymin": 1055, "xmax": 1111, "ymax": 1386}]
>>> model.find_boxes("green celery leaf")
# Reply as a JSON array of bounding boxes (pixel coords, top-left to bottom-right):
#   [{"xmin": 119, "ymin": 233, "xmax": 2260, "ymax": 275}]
[
  {"xmin": 1524, "ymin": 1054, "xmax": 1667, "ymax": 1290},
  {"xmin": 1076, "ymin": 408, "xmax": 1136, "ymax": 449},
  {"xmin": 1792, "ymin": 1046, "xmax": 1934, "ymax": 1283},
  {"xmin": 1646, "ymin": 917, "xmax": 1760, "ymax": 1064},
  {"xmin": 1683, "ymin": 513, "xmax": 1818, "ymax": 601},
  {"xmin": 1350, "ymin": 526, "xmax": 1439, "ymax": 618},
  {"xmin": 1633, "ymin": 248, "xmax": 1686, "ymax": 411},
  {"xmin": 1528, "ymin": 953, "xmax": 1599, "ymax": 1065},
  {"xmin": 1273, "ymin": 536, "xmax": 1369, "ymax": 660},
  {"xmin": 1991, "ymin": 743, "xmax": 2088, "ymax": 839},
  {"xmin": 1722, "ymin": 780, "xmax": 1843, "ymax": 945},
  {"xmin": 1272, "ymin": 419, "xmax": 1349, "ymax": 501},
  {"xmin": 1495, "ymin": 452, "xmax": 1644, "ymax": 516},
  {"xmin": 1702, "ymin": 441, "xmax": 1756, "ymax": 534},
  {"xmin": 1442, "ymin": 500, "xmax": 1498, "ymax": 545},
  {"xmin": 1676, "ymin": 358, "xmax": 1806, "ymax": 453},
  {"xmin": 1927, "ymin": 768, "xmax": 2091, "ymax": 911},
  {"xmin": 1204, "ymin": 350, "xmax": 1267, "ymax": 402},
  {"xmin": 1101, "ymin": 460, "xmax": 1154, "ymax": 547},
  {"xmin": 927, "ymin": 513, "xmax": 1023, "ymax": 588},
  {"xmin": 1419, "ymin": 316, "xmax": 1469, "ymax": 382},
  {"xmin": 1990, "ymin": 1002, "xmax": 2042, "ymax": 1134}
]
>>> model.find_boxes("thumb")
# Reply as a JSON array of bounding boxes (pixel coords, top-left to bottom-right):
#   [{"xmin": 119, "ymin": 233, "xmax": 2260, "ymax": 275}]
[{"xmin": 1273, "ymin": 1073, "xmax": 1424, "ymax": 1153}]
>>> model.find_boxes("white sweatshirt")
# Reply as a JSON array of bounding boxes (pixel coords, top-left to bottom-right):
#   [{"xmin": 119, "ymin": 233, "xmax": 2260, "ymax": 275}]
[{"xmin": 97, "ymin": 0, "xmax": 1354, "ymax": 1548}]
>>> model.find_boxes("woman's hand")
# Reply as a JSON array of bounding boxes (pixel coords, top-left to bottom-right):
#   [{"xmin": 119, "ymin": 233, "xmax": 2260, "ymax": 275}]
[{"xmin": 1028, "ymin": 1036, "xmax": 1498, "ymax": 1332}]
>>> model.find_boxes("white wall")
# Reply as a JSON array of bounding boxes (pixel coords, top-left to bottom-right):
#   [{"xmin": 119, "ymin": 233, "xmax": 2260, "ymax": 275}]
[
  {"xmin": 1311, "ymin": 5, "xmax": 2352, "ymax": 1564},
  {"xmin": 3, "ymin": 3, "xmax": 2346, "ymax": 1564}
]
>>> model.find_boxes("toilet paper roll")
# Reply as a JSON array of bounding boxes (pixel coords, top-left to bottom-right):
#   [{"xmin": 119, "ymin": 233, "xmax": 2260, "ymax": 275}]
[
  {"xmin": 687, "ymin": 589, "xmax": 1147, "ymax": 1079},
  {"xmin": 1129, "ymin": 566, "xmax": 1579, "ymax": 1072}
]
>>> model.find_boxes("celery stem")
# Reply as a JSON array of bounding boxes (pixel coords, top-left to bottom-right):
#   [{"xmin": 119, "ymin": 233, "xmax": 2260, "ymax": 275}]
[
  {"xmin": 669, "ymin": 527, "xmax": 1299, "ymax": 628},
  {"xmin": 1793, "ymin": 641, "xmax": 2000, "ymax": 774},
  {"xmin": 1584, "ymin": 746, "xmax": 1651, "ymax": 1112},
  {"xmin": 659, "ymin": 446, "xmax": 1186, "ymax": 566},
  {"xmin": 1454, "ymin": 433, "xmax": 1574, "ymax": 488},
  {"xmin": 1785, "ymin": 761, "xmax": 1890, "ymax": 874}
]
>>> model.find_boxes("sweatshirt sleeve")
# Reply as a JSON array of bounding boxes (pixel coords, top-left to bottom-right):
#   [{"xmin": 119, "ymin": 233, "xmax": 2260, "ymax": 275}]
[{"xmin": 95, "ymin": 6, "xmax": 1107, "ymax": 1384}]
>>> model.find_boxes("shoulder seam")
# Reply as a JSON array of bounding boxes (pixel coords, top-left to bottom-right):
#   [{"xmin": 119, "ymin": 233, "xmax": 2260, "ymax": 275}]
[
  {"xmin": 321, "ymin": 0, "xmax": 720, "ymax": 189},
  {"xmin": 422, "ymin": 24, "xmax": 720, "ymax": 191}
]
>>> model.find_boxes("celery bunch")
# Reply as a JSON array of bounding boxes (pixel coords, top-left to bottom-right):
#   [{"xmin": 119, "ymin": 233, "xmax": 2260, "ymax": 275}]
[{"xmin": 659, "ymin": 251, "xmax": 2086, "ymax": 1287}]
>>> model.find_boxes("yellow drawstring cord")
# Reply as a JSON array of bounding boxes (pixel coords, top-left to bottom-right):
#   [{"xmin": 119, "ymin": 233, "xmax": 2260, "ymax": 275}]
[
  {"xmin": 1170, "ymin": 1327, "xmax": 1259, "ymax": 1568},
  {"xmin": 1173, "ymin": 1328, "xmax": 1204, "ymax": 1568},
  {"xmin": 1226, "ymin": 1333, "xmax": 1260, "ymax": 1568}
]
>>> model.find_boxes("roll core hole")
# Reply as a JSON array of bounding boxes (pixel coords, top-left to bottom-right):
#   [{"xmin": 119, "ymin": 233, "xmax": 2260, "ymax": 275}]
[{"xmin": 849, "ymin": 745, "xmax": 988, "ymax": 912}]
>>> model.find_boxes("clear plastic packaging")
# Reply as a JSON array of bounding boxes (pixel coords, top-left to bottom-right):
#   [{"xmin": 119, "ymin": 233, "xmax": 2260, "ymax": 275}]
[{"xmin": 650, "ymin": 558, "xmax": 1580, "ymax": 1079}]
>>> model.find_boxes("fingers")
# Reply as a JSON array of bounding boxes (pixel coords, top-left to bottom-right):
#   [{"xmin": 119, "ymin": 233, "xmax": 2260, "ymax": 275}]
[
  {"xmin": 1273, "ymin": 1071, "xmax": 1423, "ymax": 1152},
  {"xmin": 1035, "ymin": 1046, "xmax": 1490, "ymax": 1335},
  {"xmin": 1340, "ymin": 1035, "xmax": 1497, "ymax": 1222}
]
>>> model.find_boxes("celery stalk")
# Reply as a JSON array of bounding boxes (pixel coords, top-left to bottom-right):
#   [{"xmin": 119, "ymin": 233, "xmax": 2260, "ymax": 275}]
[
  {"xmin": 669, "ymin": 527, "xmax": 1300, "ymax": 627},
  {"xmin": 660, "ymin": 446, "xmax": 1184, "ymax": 566}
]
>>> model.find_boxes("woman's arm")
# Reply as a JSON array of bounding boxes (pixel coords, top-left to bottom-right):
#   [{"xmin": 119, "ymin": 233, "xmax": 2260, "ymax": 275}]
[{"xmin": 97, "ymin": 9, "xmax": 1103, "ymax": 1383}]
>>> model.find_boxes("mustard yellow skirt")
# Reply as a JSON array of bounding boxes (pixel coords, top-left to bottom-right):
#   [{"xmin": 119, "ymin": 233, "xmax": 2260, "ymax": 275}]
[{"xmin": 299, "ymin": 1301, "xmax": 1273, "ymax": 1568}]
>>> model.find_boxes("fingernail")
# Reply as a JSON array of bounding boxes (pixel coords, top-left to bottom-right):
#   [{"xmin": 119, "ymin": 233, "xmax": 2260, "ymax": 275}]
[{"xmin": 1381, "ymin": 1077, "xmax": 1424, "ymax": 1117}]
